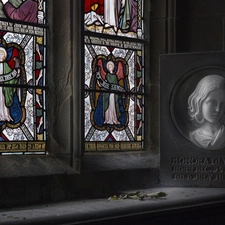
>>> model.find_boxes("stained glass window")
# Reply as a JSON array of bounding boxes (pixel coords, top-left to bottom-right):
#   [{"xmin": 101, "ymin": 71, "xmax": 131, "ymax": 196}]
[
  {"xmin": 0, "ymin": 0, "xmax": 46, "ymax": 154},
  {"xmin": 84, "ymin": 0, "xmax": 144, "ymax": 39},
  {"xmin": 84, "ymin": 0, "xmax": 144, "ymax": 151}
]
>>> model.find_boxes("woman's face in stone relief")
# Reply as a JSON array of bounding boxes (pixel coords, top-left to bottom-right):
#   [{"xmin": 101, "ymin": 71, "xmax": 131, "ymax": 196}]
[{"xmin": 202, "ymin": 88, "xmax": 225, "ymax": 124}]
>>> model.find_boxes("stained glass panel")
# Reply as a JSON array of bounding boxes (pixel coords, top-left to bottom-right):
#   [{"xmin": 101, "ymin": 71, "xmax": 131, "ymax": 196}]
[
  {"xmin": 0, "ymin": 0, "xmax": 46, "ymax": 154},
  {"xmin": 0, "ymin": 0, "xmax": 45, "ymax": 24},
  {"xmin": 84, "ymin": 0, "xmax": 144, "ymax": 39},
  {"xmin": 84, "ymin": 36, "xmax": 144, "ymax": 151}
]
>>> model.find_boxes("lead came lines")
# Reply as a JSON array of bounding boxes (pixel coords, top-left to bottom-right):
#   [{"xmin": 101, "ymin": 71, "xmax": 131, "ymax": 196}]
[{"xmin": 21, "ymin": 124, "xmax": 34, "ymax": 140}]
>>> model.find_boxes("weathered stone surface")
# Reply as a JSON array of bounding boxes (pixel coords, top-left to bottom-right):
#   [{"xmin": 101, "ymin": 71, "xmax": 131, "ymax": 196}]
[{"xmin": 160, "ymin": 52, "xmax": 225, "ymax": 187}]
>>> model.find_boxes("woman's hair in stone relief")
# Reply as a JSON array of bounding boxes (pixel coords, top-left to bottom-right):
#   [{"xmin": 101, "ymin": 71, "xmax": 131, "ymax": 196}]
[{"xmin": 188, "ymin": 75, "xmax": 225, "ymax": 124}]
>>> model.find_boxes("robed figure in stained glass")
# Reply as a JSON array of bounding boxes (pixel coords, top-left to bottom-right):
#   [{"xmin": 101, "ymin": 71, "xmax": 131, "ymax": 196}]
[
  {"xmin": 0, "ymin": 47, "xmax": 15, "ymax": 121},
  {"xmin": 1, "ymin": 0, "xmax": 38, "ymax": 23},
  {"xmin": 92, "ymin": 58, "xmax": 129, "ymax": 129},
  {"xmin": 118, "ymin": 0, "xmax": 138, "ymax": 33},
  {"xmin": 0, "ymin": 45, "xmax": 22, "ymax": 124},
  {"xmin": 102, "ymin": 61, "xmax": 121, "ymax": 124},
  {"xmin": 84, "ymin": 0, "xmax": 138, "ymax": 34},
  {"xmin": 0, "ymin": 0, "xmax": 22, "ymax": 18},
  {"xmin": 104, "ymin": 0, "xmax": 119, "ymax": 32}
]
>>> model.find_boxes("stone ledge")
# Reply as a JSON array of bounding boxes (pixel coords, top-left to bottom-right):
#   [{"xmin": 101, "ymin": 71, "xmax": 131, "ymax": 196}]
[
  {"xmin": 0, "ymin": 153, "xmax": 160, "ymax": 208},
  {"xmin": 0, "ymin": 155, "xmax": 76, "ymax": 178},
  {"xmin": 83, "ymin": 151, "xmax": 159, "ymax": 172},
  {"xmin": 0, "ymin": 151, "xmax": 159, "ymax": 177},
  {"xmin": 1, "ymin": 187, "xmax": 225, "ymax": 225}
]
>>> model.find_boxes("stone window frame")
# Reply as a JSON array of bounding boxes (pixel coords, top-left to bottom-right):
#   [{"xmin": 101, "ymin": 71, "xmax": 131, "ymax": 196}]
[
  {"xmin": 78, "ymin": 1, "xmax": 156, "ymax": 172},
  {"xmin": 48, "ymin": 0, "xmax": 156, "ymax": 172}
]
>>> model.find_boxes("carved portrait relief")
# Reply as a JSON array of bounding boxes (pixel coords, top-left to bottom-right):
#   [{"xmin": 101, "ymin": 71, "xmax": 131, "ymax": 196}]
[
  {"xmin": 170, "ymin": 67, "xmax": 225, "ymax": 151},
  {"xmin": 188, "ymin": 75, "xmax": 225, "ymax": 150}
]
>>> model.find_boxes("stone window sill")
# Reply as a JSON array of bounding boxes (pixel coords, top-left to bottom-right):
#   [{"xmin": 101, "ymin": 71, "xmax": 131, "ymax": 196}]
[{"xmin": 1, "ymin": 187, "xmax": 225, "ymax": 225}]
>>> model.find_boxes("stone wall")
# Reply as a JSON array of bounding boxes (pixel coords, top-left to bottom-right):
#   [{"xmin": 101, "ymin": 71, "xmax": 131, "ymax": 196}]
[{"xmin": 1, "ymin": 0, "xmax": 225, "ymax": 208}]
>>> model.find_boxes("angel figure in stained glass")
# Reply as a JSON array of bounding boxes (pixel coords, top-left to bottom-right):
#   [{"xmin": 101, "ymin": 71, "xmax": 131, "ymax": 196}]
[
  {"xmin": 0, "ymin": 46, "xmax": 21, "ymax": 122},
  {"xmin": 93, "ymin": 59, "xmax": 128, "ymax": 128},
  {"xmin": 102, "ymin": 61, "xmax": 121, "ymax": 124}
]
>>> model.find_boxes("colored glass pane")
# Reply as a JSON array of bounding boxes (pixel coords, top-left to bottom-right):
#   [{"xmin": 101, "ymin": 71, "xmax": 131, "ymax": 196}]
[
  {"xmin": 84, "ymin": 0, "xmax": 144, "ymax": 39},
  {"xmin": 84, "ymin": 36, "xmax": 144, "ymax": 151},
  {"xmin": 0, "ymin": 0, "xmax": 46, "ymax": 154},
  {"xmin": 0, "ymin": 0, "xmax": 45, "ymax": 24}
]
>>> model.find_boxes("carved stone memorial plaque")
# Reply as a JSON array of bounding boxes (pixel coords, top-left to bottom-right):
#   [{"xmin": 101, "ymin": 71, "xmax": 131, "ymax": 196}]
[{"xmin": 160, "ymin": 52, "xmax": 225, "ymax": 187}]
